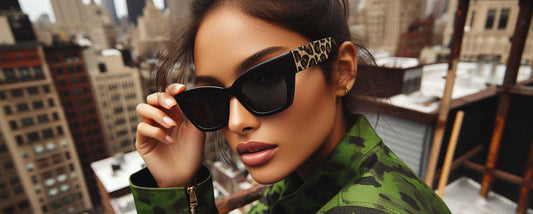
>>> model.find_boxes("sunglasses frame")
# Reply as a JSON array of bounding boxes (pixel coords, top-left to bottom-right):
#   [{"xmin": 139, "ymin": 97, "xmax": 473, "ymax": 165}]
[{"xmin": 175, "ymin": 37, "xmax": 337, "ymax": 132}]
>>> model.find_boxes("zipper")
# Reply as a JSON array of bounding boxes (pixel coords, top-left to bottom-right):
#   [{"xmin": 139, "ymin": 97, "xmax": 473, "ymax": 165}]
[{"xmin": 187, "ymin": 185, "xmax": 198, "ymax": 214}]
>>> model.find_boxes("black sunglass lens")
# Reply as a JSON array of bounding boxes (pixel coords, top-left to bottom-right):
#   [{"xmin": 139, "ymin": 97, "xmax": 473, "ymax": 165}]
[
  {"xmin": 241, "ymin": 69, "xmax": 287, "ymax": 113},
  {"xmin": 185, "ymin": 90, "xmax": 227, "ymax": 130}
]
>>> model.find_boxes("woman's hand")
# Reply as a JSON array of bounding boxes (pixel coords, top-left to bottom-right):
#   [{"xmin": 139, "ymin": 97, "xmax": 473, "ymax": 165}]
[{"xmin": 135, "ymin": 83, "xmax": 205, "ymax": 188}]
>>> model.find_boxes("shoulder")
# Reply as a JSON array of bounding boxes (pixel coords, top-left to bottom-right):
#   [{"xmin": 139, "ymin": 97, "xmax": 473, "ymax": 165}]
[{"xmin": 319, "ymin": 143, "xmax": 450, "ymax": 214}]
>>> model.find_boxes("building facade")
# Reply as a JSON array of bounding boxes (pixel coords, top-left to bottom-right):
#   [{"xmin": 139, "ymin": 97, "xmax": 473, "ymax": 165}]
[
  {"xmin": 442, "ymin": 0, "xmax": 533, "ymax": 64},
  {"xmin": 126, "ymin": 0, "xmax": 146, "ymax": 26},
  {"xmin": 357, "ymin": 0, "xmax": 424, "ymax": 55},
  {"xmin": 90, "ymin": 50, "xmax": 143, "ymax": 155},
  {"xmin": 51, "ymin": 0, "xmax": 117, "ymax": 50},
  {"xmin": 0, "ymin": 4, "xmax": 92, "ymax": 213},
  {"xmin": 0, "ymin": 43, "xmax": 92, "ymax": 214},
  {"xmin": 134, "ymin": 0, "xmax": 169, "ymax": 59},
  {"xmin": 44, "ymin": 44, "xmax": 109, "ymax": 206}
]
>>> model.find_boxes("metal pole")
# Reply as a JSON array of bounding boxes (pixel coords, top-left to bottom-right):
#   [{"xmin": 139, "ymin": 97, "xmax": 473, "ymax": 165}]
[
  {"xmin": 480, "ymin": 0, "xmax": 533, "ymax": 198},
  {"xmin": 425, "ymin": 0, "xmax": 470, "ymax": 186}
]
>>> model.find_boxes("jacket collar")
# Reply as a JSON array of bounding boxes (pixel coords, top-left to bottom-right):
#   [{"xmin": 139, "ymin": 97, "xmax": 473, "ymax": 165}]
[{"xmin": 269, "ymin": 116, "xmax": 383, "ymax": 213}]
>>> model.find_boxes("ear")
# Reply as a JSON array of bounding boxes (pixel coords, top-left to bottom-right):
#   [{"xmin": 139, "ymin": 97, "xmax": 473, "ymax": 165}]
[{"xmin": 333, "ymin": 41, "xmax": 357, "ymax": 97}]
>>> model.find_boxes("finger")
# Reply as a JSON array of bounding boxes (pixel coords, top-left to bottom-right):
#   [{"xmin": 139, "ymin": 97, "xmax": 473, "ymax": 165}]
[
  {"xmin": 137, "ymin": 103, "xmax": 177, "ymax": 128},
  {"xmin": 137, "ymin": 122, "xmax": 175, "ymax": 145},
  {"xmin": 165, "ymin": 83, "xmax": 186, "ymax": 96},
  {"xmin": 146, "ymin": 92, "xmax": 177, "ymax": 110}
]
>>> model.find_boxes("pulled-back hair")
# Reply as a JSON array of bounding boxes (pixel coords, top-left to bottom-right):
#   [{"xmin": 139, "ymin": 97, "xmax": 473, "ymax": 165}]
[{"xmin": 157, "ymin": 0, "xmax": 378, "ymax": 123}]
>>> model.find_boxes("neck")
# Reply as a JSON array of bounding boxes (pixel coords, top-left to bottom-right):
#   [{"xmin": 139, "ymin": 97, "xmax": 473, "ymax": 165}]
[{"xmin": 296, "ymin": 101, "xmax": 347, "ymax": 181}]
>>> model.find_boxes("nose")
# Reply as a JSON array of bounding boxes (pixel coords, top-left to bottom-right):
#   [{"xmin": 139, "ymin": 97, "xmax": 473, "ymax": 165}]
[{"xmin": 227, "ymin": 97, "xmax": 260, "ymax": 134}]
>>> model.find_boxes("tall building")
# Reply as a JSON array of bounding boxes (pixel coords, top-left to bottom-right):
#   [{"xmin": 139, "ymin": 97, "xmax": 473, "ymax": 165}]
[
  {"xmin": 443, "ymin": 0, "xmax": 533, "ymax": 64},
  {"xmin": 134, "ymin": 0, "xmax": 169, "ymax": 59},
  {"xmin": 44, "ymin": 44, "xmax": 109, "ymax": 206},
  {"xmin": 51, "ymin": 0, "xmax": 117, "ymax": 50},
  {"xmin": 50, "ymin": 0, "xmax": 87, "ymax": 35},
  {"xmin": 90, "ymin": 50, "xmax": 143, "ymax": 155},
  {"xmin": 126, "ymin": 0, "xmax": 146, "ymax": 26},
  {"xmin": 0, "ymin": 5, "xmax": 92, "ymax": 213},
  {"xmin": 357, "ymin": 0, "xmax": 424, "ymax": 55},
  {"xmin": 396, "ymin": 16, "xmax": 435, "ymax": 58},
  {"xmin": 102, "ymin": 0, "xmax": 119, "ymax": 25}
]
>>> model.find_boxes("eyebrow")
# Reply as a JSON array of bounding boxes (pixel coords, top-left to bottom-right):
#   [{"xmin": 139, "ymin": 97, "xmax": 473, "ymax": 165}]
[{"xmin": 195, "ymin": 46, "xmax": 286, "ymax": 86}]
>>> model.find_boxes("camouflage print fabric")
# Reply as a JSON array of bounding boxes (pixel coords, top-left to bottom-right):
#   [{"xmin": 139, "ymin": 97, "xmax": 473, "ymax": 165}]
[
  {"xmin": 130, "ymin": 116, "xmax": 451, "ymax": 214},
  {"xmin": 130, "ymin": 166, "xmax": 217, "ymax": 213}
]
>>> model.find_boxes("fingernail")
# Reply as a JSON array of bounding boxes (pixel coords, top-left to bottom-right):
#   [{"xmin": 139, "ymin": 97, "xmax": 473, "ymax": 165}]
[
  {"xmin": 164, "ymin": 98, "xmax": 176, "ymax": 107},
  {"xmin": 163, "ymin": 116, "xmax": 176, "ymax": 127},
  {"xmin": 175, "ymin": 84, "xmax": 185, "ymax": 91},
  {"xmin": 165, "ymin": 135, "xmax": 175, "ymax": 144}
]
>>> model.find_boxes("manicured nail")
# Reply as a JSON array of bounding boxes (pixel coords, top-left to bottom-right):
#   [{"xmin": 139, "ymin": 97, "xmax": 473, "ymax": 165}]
[
  {"xmin": 164, "ymin": 98, "xmax": 176, "ymax": 107},
  {"xmin": 162, "ymin": 116, "xmax": 176, "ymax": 127},
  {"xmin": 165, "ymin": 135, "xmax": 175, "ymax": 144},
  {"xmin": 175, "ymin": 84, "xmax": 185, "ymax": 91}
]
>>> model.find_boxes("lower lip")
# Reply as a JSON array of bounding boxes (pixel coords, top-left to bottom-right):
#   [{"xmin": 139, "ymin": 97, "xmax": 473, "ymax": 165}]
[{"xmin": 240, "ymin": 147, "xmax": 278, "ymax": 166}]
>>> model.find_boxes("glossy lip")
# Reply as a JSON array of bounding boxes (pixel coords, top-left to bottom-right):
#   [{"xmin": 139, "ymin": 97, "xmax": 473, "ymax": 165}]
[{"xmin": 236, "ymin": 141, "xmax": 278, "ymax": 166}]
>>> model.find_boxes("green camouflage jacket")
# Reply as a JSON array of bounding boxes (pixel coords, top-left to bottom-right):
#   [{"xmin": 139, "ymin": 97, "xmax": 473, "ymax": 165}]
[{"xmin": 130, "ymin": 117, "xmax": 451, "ymax": 213}]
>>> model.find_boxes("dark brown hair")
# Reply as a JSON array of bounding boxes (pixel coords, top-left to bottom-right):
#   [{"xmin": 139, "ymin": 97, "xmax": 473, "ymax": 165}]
[
  {"xmin": 156, "ymin": 0, "xmax": 379, "ymax": 162},
  {"xmin": 157, "ymin": 0, "xmax": 378, "ymax": 121}
]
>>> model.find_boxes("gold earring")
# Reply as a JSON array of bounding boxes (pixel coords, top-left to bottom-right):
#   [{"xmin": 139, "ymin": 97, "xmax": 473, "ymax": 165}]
[{"xmin": 344, "ymin": 87, "xmax": 349, "ymax": 95}]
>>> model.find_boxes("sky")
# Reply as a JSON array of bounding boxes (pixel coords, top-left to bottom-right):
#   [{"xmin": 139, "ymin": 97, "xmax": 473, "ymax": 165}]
[{"xmin": 19, "ymin": 0, "xmax": 165, "ymax": 23}]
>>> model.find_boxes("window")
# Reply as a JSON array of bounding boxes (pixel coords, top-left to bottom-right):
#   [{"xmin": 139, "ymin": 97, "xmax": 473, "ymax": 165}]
[
  {"xmin": 65, "ymin": 152, "xmax": 70, "ymax": 160},
  {"xmin": 58, "ymin": 79, "xmax": 66, "ymax": 86},
  {"xmin": 9, "ymin": 175, "xmax": 19, "ymax": 184},
  {"xmin": 3, "ymin": 68, "xmax": 16, "ymax": 82},
  {"xmin": 77, "ymin": 65, "xmax": 83, "ymax": 73},
  {"xmin": 55, "ymin": 67, "xmax": 63, "ymax": 75},
  {"xmin": 16, "ymin": 103, "xmax": 29, "ymax": 112},
  {"xmin": 0, "ymin": 145, "xmax": 6, "ymax": 154},
  {"xmin": 68, "ymin": 66, "xmax": 75, "ymax": 74},
  {"xmin": 33, "ymin": 145, "xmax": 44, "ymax": 154},
  {"xmin": 14, "ymin": 186, "xmax": 23, "ymax": 195},
  {"xmin": 33, "ymin": 66, "xmax": 44, "ymax": 79},
  {"xmin": 38, "ymin": 114, "xmax": 49, "ymax": 123},
  {"xmin": 9, "ymin": 121, "xmax": 17, "ymax": 129},
  {"xmin": 33, "ymin": 100, "xmax": 44, "ymax": 109},
  {"xmin": 26, "ymin": 163, "xmax": 34, "ymax": 171},
  {"xmin": 3, "ymin": 161, "xmax": 13, "ymax": 170},
  {"xmin": 27, "ymin": 87, "xmax": 38, "ymax": 95},
  {"xmin": 53, "ymin": 112, "xmax": 59, "ymax": 120},
  {"xmin": 37, "ymin": 158, "xmax": 48, "ymax": 168},
  {"xmin": 19, "ymin": 67, "xmax": 31, "ymax": 80},
  {"xmin": 51, "ymin": 154, "xmax": 62, "ymax": 164},
  {"xmin": 0, "ymin": 91, "xmax": 5, "ymax": 100},
  {"xmin": 48, "ymin": 98, "xmax": 55, "ymax": 107},
  {"xmin": 18, "ymin": 200, "xmax": 29, "ymax": 210},
  {"xmin": 15, "ymin": 135, "xmax": 23, "ymax": 145},
  {"xmin": 42, "ymin": 129, "xmax": 54, "ymax": 139},
  {"xmin": 11, "ymin": 89, "xmax": 23, "ymax": 97},
  {"xmin": 4, "ymin": 106, "xmax": 12, "ymax": 115},
  {"xmin": 21, "ymin": 117, "xmax": 34, "ymax": 126},
  {"xmin": 485, "ymin": 9, "xmax": 496, "ymax": 29},
  {"xmin": 71, "ymin": 77, "xmax": 77, "ymax": 84},
  {"xmin": 498, "ymin": 8, "xmax": 510, "ymax": 29},
  {"xmin": 46, "ymin": 142, "xmax": 56, "ymax": 151},
  {"xmin": 98, "ymin": 63, "xmax": 107, "ymax": 72},
  {"xmin": 43, "ymin": 85, "xmax": 50, "ymax": 93},
  {"xmin": 74, "ymin": 88, "xmax": 81, "ymax": 95},
  {"xmin": 0, "ymin": 179, "xmax": 4, "ymax": 188},
  {"xmin": 27, "ymin": 132, "xmax": 40, "ymax": 142},
  {"xmin": 56, "ymin": 126, "xmax": 63, "ymax": 135}
]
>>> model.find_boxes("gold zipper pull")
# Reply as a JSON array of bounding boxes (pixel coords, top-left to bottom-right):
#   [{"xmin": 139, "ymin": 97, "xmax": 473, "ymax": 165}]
[{"xmin": 187, "ymin": 185, "xmax": 198, "ymax": 214}]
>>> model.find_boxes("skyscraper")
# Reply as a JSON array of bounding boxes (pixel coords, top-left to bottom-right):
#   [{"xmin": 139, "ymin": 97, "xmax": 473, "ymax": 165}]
[
  {"xmin": 44, "ymin": 44, "xmax": 109, "ymax": 207},
  {"xmin": 0, "ymin": 4, "xmax": 92, "ymax": 213},
  {"xmin": 90, "ymin": 50, "xmax": 143, "ymax": 155},
  {"xmin": 102, "ymin": 0, "xmax": 119, "ymax": 24},
  {"xmin": 126, "ymin": 0, "xmax": 146, "ymax": 25}
]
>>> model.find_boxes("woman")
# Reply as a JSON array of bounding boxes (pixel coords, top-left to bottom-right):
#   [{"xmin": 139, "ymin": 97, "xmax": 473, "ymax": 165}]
[{"xmin": 130, "ymin": 0, "xmax": 451, "ymax": 213}]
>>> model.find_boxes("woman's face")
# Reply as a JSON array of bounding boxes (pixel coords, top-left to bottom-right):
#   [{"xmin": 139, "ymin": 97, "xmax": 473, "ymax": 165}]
[{"xmin": 194, "ymin": 6, "xmax": 342, "ymax": 184}]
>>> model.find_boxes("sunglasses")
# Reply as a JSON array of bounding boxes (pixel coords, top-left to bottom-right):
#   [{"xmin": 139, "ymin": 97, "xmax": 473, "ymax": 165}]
[{"xmin": 175, "ymin": 37, "xmax": 337, "ymax": 132}]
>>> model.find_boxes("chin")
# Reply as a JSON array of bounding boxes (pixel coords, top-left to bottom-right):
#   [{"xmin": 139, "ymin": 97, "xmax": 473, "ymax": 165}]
[{"xmin": 247, "ymin": 166, "xmax": 289, "ymax": 184}]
